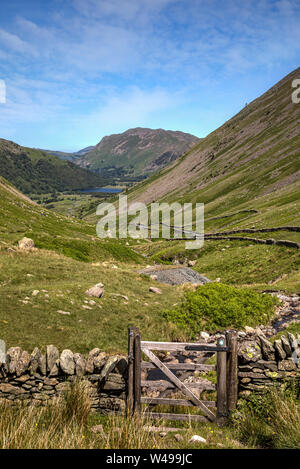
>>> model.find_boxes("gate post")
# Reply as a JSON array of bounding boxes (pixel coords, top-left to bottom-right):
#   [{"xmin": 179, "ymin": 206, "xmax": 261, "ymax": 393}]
[
  {"xmin": 226, "ymin": 331, "xmax": 238, "ymax": 415},
  {"xmin": 127, "ymin": 327, "xmax": 141, "ymax": 417},
  {"xmin": 216, "ymin": 337, "xmax": 227, "ymax": 426},
  {"xmin": 133, "ymin": 328, "xmax": 141, "ymax": 416}
]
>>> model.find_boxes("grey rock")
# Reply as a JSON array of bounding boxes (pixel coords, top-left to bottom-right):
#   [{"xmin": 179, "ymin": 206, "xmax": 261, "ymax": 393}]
[
  {"xmin": 18, "ymin": 237, "xmax": 34, "ymax": 250},
  {"xmin": 49, "ymin": 360, "xmax": 60, "ymax": 377},
  {"xmin": 259, "ymin": 336, "xmax": 275, "ymax": 361},
  {"xmin": 60, "ymin": 350, "xmax": 75, "ymax": 375},
  {"xmin": 73, "ymin": 353, "xmax": 86, "ymax": 376},
  {"xmin": 46, "ymin": 345, "xmax": 59, "ymax": 374},
  {"xmin": 281, "ymin": 335, "xmax": 292, "ymax": 357},
  {"xmin": 16, "ymin": 350, "xmax": 31, "ymax": 377},
  {"xmin": 30, "ymin": 348, "xmax": 41, "ymax": 375},
  {"xmin": 274, "ymin": 340, "xmax": 286, "ymax": 361},
  {"xmin": 85, "ymin": 283, "xmax": 104, "ymax": 298},
  {"xmin": 278, "ymin": 358, "xmax": 296, "ymax": 371},
  {"xmin": 99, "ymin": 356, "xmax": 119, "ymax": 383},
  {"xmin": 6, "ymin": 347, "xmax": 22, "ymax": 374},
  {"xmin": 287, "ymin": 332, "xmax": 298, "ymax": 352},
  {"xmin": 86, "ymin": 348, "xmax": 102, "ymax": 374},
  {"xmin": 38, "ymin": 354, "xmax": 46, "ymax": 375}
]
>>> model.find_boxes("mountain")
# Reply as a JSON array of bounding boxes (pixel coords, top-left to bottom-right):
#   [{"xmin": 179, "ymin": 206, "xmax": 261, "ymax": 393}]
[
  {"xmin": 128, "ymin": 68, "xmax": 300, "ymax": 225},
  {"xmin": 42, "ymin": 146, "xmax": 95, "ymax": 161},
  {"xmin": 0, "ymin": 139, "xmax": 108, "ymax": 194},
  {"xmin": 75, "ymin": 127, "xmax": 200, "ymax": 178}
]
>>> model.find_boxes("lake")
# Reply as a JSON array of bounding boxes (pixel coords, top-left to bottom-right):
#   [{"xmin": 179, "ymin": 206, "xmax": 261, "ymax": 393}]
[{"xmin": 81, "ymin": 187, "xmax": 123, "ymax": 194}]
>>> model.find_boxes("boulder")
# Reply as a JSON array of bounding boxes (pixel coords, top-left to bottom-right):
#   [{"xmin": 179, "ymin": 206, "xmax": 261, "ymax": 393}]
[
  {"xmin": 85, "ymin": 283, "xmax": 104, "ymax": 298},
  {"xmin": 60, "ymin": 350, "xmax": 75, "ymax": 375},
  {"xmin": 18, "ymin": 237, "xmax": 34, "ymax": 250},
  {"xmin": 46, "ymin": 345, "xmax": 59, "ymax": 373},
  {"xmin": 99, "ymin": 356, "xmax": 119, "ymax": 383}
]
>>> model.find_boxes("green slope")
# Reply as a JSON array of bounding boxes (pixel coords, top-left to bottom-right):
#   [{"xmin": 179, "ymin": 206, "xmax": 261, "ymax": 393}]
[
  {"xmin": 0, "ymin": 139, "xmax": 108, "ymax": 194},
  {"xmin": 77, "ymin": 127, "xmax": 199, "ymax": 177}
]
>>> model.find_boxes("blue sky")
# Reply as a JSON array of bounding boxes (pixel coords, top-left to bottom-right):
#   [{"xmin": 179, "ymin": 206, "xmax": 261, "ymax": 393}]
[{"xmin": 0, "ymin": 0, "xmax": 299, "ymax": 152}]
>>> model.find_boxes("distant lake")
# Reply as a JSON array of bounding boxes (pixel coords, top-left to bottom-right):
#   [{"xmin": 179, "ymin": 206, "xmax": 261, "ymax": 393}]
[{"xmin": 81, "ymin": 187, "xmax": 123, "ymax": 194}]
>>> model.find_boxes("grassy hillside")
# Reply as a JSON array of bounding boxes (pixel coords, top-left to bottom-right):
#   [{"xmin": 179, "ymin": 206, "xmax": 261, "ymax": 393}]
[
  {"xmin": 128, "ymin": 68, "xmax": 300, "ymax": 294},
  {"xmin": 77, "ymin": 127, "xmax": 199, "ymax": 177},
  {"xmin": 0, "ymin": 177, "xmax": 180, "ymax": 352},
  {"xmin": 0, "ymin": 139, "xmax": 108, "ymax": 194}
]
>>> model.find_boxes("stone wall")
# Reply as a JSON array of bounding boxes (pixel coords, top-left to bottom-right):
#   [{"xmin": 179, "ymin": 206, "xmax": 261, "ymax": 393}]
[
  {"xmin": 238, "ymin": 332, "xmax": 300, "ymax": 397},
  {"xmin": 0, "ymin": 343, "xmax": 128, "ymax": 413}
]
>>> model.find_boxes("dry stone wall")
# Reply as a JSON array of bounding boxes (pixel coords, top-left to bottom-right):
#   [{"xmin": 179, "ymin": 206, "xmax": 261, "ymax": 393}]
[
  {"xmin": 238, "ymin": 332, "xmax": 300, "ymax": 397},
  {"xmin": 0, "ymin": 343, "xmax": 128, "ymax": 414}
]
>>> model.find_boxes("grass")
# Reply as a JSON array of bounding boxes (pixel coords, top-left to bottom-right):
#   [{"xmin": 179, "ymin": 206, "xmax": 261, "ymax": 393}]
[{"xmin": 0, "ymin": 379, "xmax": 298, "ymax": 449}]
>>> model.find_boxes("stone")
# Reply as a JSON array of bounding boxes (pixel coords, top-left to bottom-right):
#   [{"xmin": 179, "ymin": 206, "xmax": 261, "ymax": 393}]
[
  {"xmin": 274, "ymin": 340, "xmax": 286, "ymax": 361},
  {"xmin": 30, "ymin": 348, "xmax": 41, "ymax": 375},
  {"xmin": 99, "ymin": 356, "xmax": 119, "ymax": 383},
  {"xmin": 188, "ymin": 260, "xmax": 196, "ymax": 267},
  {"xmin": 278, "ymin": 359, "xmax": 296, "ymax": 371},
  {"xmin": 281, "ymin": 335, "xmax": 292, "ymax": 357},
  {"xmin": 115, "ymin": 357, "xmax": 128, "ymax": 377},
  {"xmin": 60, "ymin": 350, "xmax": 75, "ymax": 375},
  {"xmin": 73, "ymin": 353, "xmax": 86, "ymax": 376},
  {"xmin": 93, "ymin": 353, "xmax": 107, "ymax": 372},
  {"xmin": 244, "ymin": 326, "xmax": 255, "ymax": 334},
  {"xmin": 200, "ymin": 331, "xmax": 210, "ymax": 341},
  {"xmin": 85, "ymin": 348, "xmax": 102, "ymax": 374},
  {"xmin": 238, "ymin": 342, "xmax": 262, "ymax": 364},
  {"xmin": 259, "ymin": 336, "xmax": 275, "ymax": 361},
  {"xmin": 85, "ymin": 283, "xmax": 104, "ymax": 298},
  {"xmin": 287, "ymin": 332, "xmax": 298, "ymax": 352},
  {"xmin": 6, "ymin": 347, "xmax": 22, "ymax": 374},
  {"xmin": 32, "ymin": 290, "xmax": 39, "ymax": 296},
  {"xmin": 49, "ymin": 360, "xmax": 59, "ymax": 377},
  {"xmin": 150, "ymin": 275, "xmax": 157, "ymax": 281},
  {"xmin": 174, "ymin": 434, "xmax": 184, "ymax": 442},
  {"xmin": 149, "ymin": 287, "xmax": 162, "ymax": 294},
  {"xmin": 57, "ymin": 310, "xmax": 71, "ymax": 315},
  {"xmin": 16, "ymin": 351, "xmax": 31, "ymax": 376},
  {"xmin": 189, "ymin": 435, "xmax": 207, "ymax": 444},
  {"xmin": 46, "ymin": 345, "xmax": 59, "ymax": 374},
  {"xmin": 38, "ymin": 354, "xmax": 47, "ymax": 375},
  {"xmin": 18, "ymin": 237, "xmax": 34, "ymax": 250}
]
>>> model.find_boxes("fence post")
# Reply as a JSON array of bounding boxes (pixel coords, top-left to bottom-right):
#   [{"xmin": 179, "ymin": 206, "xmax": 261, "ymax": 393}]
[
  {"xmin": 216, "ymin": 337, "xmax": 227, "ymax": 426},
  {"xmin": 226, "ymin": 331, "xmax": 238, "ymax": 415},
  {"xmin": 133, "ymin": 328, "xmax": 141, "ymax": 416},
  {"xmin": 127, "ymin": 327, "xmax": 135, "ymax": 416}
]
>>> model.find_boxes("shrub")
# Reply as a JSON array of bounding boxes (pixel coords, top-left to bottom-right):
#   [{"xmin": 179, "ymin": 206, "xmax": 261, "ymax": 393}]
[{"xmin": 162, "ymin": 282, "xmax": 277, "ymax": 335}]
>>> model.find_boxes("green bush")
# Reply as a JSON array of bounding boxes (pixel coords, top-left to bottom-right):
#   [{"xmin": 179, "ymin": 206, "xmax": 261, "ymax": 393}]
[{"xmin": 162, "ymin": 282, "xmax": 277, "ymax": 335}]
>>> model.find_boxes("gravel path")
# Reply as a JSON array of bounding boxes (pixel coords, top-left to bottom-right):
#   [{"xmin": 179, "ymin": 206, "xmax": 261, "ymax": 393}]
[{"xmin": 139, "ymin": 266, "xmax": 211, "ymax": 286}]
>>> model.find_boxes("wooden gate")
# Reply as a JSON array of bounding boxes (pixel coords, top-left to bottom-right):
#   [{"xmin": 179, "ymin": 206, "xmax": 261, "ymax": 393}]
[{"xmin": 127, "ymin": 327, "xmax": 238, "ymax": 425}]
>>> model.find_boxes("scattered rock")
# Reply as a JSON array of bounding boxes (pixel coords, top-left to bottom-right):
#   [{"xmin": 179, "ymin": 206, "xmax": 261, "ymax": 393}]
[
  {"xmin": 188, "ymin": 260, "xmax": 196, "ymax": 267},
  {"xmin": 174, "ymin": 433, "xmax": 184, "ymax": 442},
  {"xmin": 149, "ymin": 287, "xmax": 162, "ymax": 294},
  {"xmin": 189, "ymin": 435, "xmax": 207, "ymax": 444},
  {"xmin": 57, "ymin": 310, "xmax": 71, "ymax": 315},
  {"xmin": 32, "ymin": 290, "xmax": 39, "ymax": 296},
  {"xmin": 85, "ymin": 283, "xmax": 104, "ymax": 298},
  {"xmin": 200, "ymin": 331, "xmax": 210, "ymax": 341},
  {"xmin": 18, "ymin": 237, "xmax": 34, "ymax": 250}
]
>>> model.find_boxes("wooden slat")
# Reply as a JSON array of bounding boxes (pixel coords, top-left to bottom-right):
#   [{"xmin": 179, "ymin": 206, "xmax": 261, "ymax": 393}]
[
  {"xmin": 185, "ymin": 345, "xmax": 230, "ymax": 352},
  {"xmin": 141, "ymin": 397, "xmax": 216, "ymax": 407},
  {"xmin": 141, "ymin": 361, "xmax": 216, "ymax": 371},
  {"xmin": 142, "ymin": 348, "xmax": 216, "ymax": 421},
  {"xmin": 141, "ymin": 379, "xmax": 216, "ymax": 391},
  {"xmin": 141, "ymin": 341, "xmax": 218, "ymax": 352},
  {"xmin": 145, "ymin": 412, "xmax": 209, "ymax": 423},
  {"xmin": 226, "ymin": 331, "xmax": 238, "ymax": 414}
]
